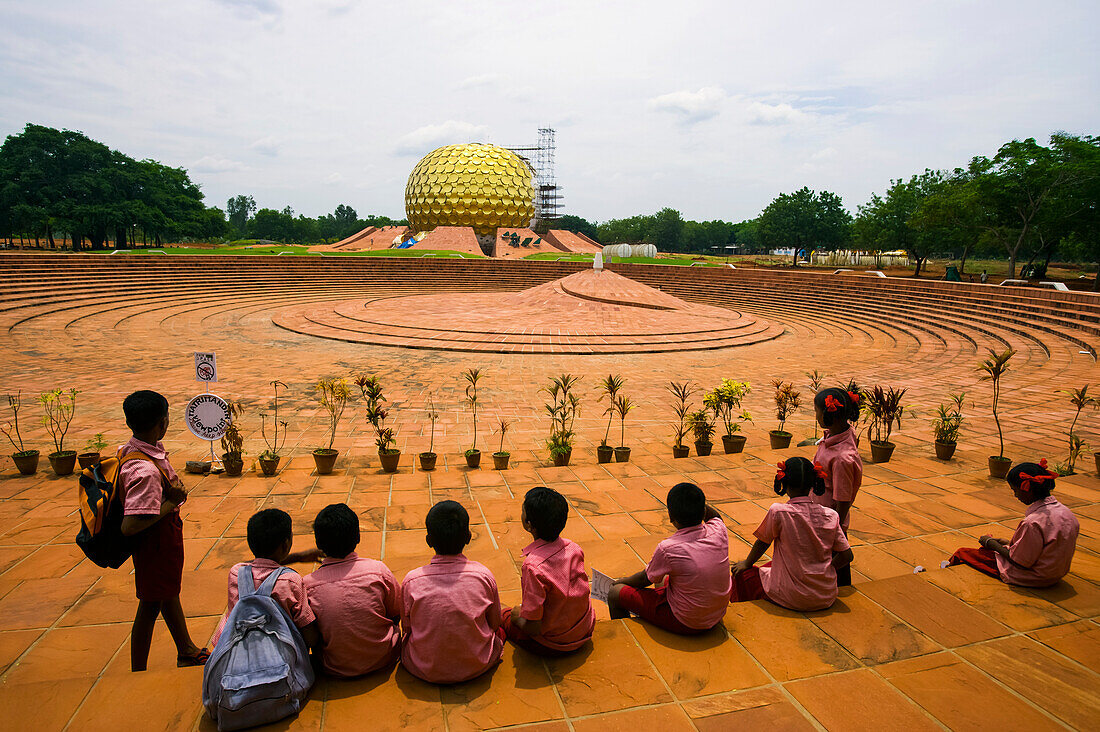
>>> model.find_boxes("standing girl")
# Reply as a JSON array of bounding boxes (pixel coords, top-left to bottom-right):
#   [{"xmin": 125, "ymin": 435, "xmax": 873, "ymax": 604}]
[{"xmin": 812, "ymin": 387, "xmax": 863, "ymax": 586}]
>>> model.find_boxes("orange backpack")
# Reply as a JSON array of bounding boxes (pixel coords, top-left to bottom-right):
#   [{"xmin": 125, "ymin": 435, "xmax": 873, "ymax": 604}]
[{"xmin": 76, "ymin": 452, "xmax": 168, "ymax": 568}]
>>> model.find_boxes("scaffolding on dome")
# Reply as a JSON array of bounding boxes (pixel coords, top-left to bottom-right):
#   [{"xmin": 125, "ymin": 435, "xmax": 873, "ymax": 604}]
[{"xmin": 507, "ymin": 127, "xmax": 562, "ymax": 231}]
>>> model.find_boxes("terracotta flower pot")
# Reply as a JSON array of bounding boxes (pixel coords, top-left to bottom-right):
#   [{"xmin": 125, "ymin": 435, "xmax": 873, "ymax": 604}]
[
  {"xmin": 988, "ymin": 456, "xmax": 1012, "ymax": 479},
  {"xmin": 596, "ymin": 445, "xmax": 614, "ymax": 464},
  {"xmin": 48, "ymin": 450, "xmax": 77, "ymax": 476},
  {"xmin": 77, "ymin": 452, "xmax": 100, "ymax": 470},
  {"xmin": 870, "ymin": 441, "xmax": 895, "ymax": 463},
  {"xmin": 419, "ymin": 452, "xmax": 437, "ymax": 471},
  {"xmin": 12, "ymin": 450, "xmax": 39, "ymax": 475},
  {"xmin": 465, "ymin": 450, "xmax": 481, "ymax": 469},
  {"xmin": 552, "ymin": 449, "xmax": 572, "ymax": 467},
  {"xmin": 1094, "ymin": 451, "xmax": 1100, "ymax": 477},
  {"xmin": 694, "ymin": 440, "xmax": 713, "ymax": 456},
  {"xmin": 614, "ymin": 447, "xmax": 631, "ymax": 463},
  {"xmin": 222, "ymin": 454, "xmax": 244, "ymax": 477},
  {"xmin": 312, "ymin": 449, "xmax": 338, "ymax": 475},
  {"xmin": 379, "ymin": 450, "xmax": 401, "ymax": 473},
  {"xmin": 934, "ymin": 441, "xmax": 957, "ymax": 460},
  {"xmin": 258, "ymin": 455, "xmax": 281, "ymax": 476},
  {"xmin": 722, "ymin": 434, "xmax": 747, "ymax": 454},
  {"xmin": 493, "ymin": 452, "xmax": 510, "ymax": 470},
  {"xmin": 769, "ymin": 431, "xmax": 792, "ymax": 449},
  {"xmin": 672, "ymin": 444, "xmax": 689, "ymax": 458}
]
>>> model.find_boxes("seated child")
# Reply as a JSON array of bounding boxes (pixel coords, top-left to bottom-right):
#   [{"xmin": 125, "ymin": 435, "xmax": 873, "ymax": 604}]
[
  {"xmin": 211, "ymin": 508, "xmax": 321, "ymax": 648},
  {"xmin": 608, "ymin": 483, "xmax": 731, "ymax": 634},
  {"xmin": 117, "ymin": 389, "xmax": 208, "ymax": 671},
  {"xmin": 730, "ymin": 458, "xmax": 854, "ymax": 611},
  {"xmin": 304, "ymin": 503, "xmax": 401, "ymax": 677},
  {"xmin": 400, "ymin": 500, "xmax": 504, "ymax": 684},
  {"xmin": 948, "ymin": 460, "xmax": 1080, "ymax": 587},
  {"xmin": 502, "ymin": 487, "xmax": 595, "ymax": 656}
]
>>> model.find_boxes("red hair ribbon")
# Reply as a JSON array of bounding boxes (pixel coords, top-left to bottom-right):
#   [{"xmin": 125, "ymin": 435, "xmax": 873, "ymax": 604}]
[
  {"xmin": 1018, "ymin": 459, "xmax": 1059, "ymax": 492},
  {"xmin": 847, "ymin": 390, "xmax": 860, "ymax": 405},
  {"xmin": 824, "ymin": 394, "xmax": 843, "ymax": 412},
  {"xmin": 775, "ymin": 461, "xmax": 786, "ymax": 482},
  {"xmin": 813, "ymin": 462, "xmax": 828, "ymax": 481}
]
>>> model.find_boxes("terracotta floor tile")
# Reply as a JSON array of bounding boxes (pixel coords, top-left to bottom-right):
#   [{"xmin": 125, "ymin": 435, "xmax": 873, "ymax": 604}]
[
  {"xmin": 922, "ymin": 566, "xmax": 1079, "ymax": 631},
  {"xmin": 322, "ymin": 665, "xmax": 443, "ymax": 732},
  {"xmin": 4, "ymin": 624, "xmax": 128, "ymax": 684},
  {"xmin": 785, "ymin": 668, "xmax": 941, "ymax": 732},
  {"xmin": 723, "ymin": 602, "xmax": 859, "ymax": 681},
  {"xmin": 441, "ymin": 645, "xmax": 561, "ymax": 730},
  {"xmin": 1028, "ymin": 619, "xmax": 1100, "ymax": 670},
  {"xmin": 0, "ymin": 628, "xmax": 41, "ymax": 674},
  {"xmin": 856, "ymin": 574, "xmax": 1009, "ymax": 647},
  {"xmin": 878, "ymin": 652, "xmax": 1060, "ymax": 730},
  {"xmin": 692, "ymin": 693, "xmax": 816, "ymax": 731},
  {"xmin": 0, "ymin": 676, "xmax": 96, "ymax": 731},
  {"xmin": 71, "ymin": 667, "xmax": 206, "ymax": 732},
  {"xmin": 808, "ymin": 591, "xmax": 939, "ymax": 665},
  {"xmin": 954, "ymin": 635, "xmax": 1100, "ymax": 730},
  {"xmin": 1019, "ymin": 574, "xmax": 1100, "ymax": 618},
  {"xmin": 0, "ymin": 575, "xmax": 95, "ymax": 630},
  {"xmin": 545, "ymin": 621, "xmax": 671, "ymax": 716},
  {"xmin": 625, "ymin": 620, "xmax": 768, "ymax": 698},
  {"xmin": 848, "ymin": 544, "xmax": 918, "ymax": 580},
  {"xmin": 570, "ymin": 704, "xmax": 696, "ymax": 732}
]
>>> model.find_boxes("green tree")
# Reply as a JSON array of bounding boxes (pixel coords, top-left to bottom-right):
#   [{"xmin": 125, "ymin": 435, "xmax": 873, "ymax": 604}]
[
  {"xmin": 556, "ymin": 214, "xmax": 599, "ymax": 241},
  {"xmin": 758, "ymin": 187, "xmax": 851, "ymax": 265},
  {"xmin": 647, "ymin": 207, "xmax": 684, "ymax": 251},
  {"xmin": 226, "ymin": 195, "xmax": 256, "ymax": 235},
  {"xmin": 855, "ymin": 170, "xmax": 947, "ymax": 277}
]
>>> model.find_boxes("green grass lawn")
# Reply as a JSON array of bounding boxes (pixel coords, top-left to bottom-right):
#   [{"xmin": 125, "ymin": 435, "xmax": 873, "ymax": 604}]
[
  {"xmin": 122, "ymin": 245, "xmax": 484, "ymax": 258},
  {"xmin": 522, "ymin": 252, "xmax": 723, "ymax": 266}
]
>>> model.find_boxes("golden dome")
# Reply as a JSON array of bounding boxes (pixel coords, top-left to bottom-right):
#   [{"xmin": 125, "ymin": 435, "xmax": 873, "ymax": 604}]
[{"xmin": 405, "ymin": 143, "xmax": 535, "ymax": 236}]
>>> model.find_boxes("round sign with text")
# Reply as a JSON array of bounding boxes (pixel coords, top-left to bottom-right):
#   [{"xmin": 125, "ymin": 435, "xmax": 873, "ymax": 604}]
[{"xmin": 185, "ymin": 393, "xmax": 231, "ymax": 441}]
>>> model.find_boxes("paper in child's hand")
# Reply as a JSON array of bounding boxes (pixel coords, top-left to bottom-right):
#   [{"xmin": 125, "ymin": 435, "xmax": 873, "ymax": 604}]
[{"xmin": 590, "ymin": 569, "xmax": 613, "ymax": 604}]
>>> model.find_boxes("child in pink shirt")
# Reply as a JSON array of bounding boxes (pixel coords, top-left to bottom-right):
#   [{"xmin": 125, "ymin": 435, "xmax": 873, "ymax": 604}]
[
  {"xmin": 608, "ymin": 483, "xmax": 731, "ymax": 634},
  {"xmin": 304, "ymin": 503, "xmax": 401, "ymax": 677},
  {"xmin": 400, "ymin": 500, "xmax": 504, "ymax": 684},
  {"xmin": 503, "ymin": 487, "xmax": 595, "ymax": 656},
  {"xmin": 211, "ymin": 509, "xmax": 321, "ymax": 649},
  {"xmin": 118, "ymin": 390, "xmax": 207, "ymax": 671},
  {"xmin": 948, "ymin": 461, "xmax": 1080, "ymax": 587},
  {"xmin": 731, "ymin": 457, "xmax": 854, "ymax": 611},
  {"xmin": 812, "ymin": 387, "xmax": 863, "ymax": 586}
]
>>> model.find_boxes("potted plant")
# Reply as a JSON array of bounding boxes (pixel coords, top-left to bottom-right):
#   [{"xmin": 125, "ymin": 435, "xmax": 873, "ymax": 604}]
[
  {"xmin": 79, "ymin": 432, "xmax": 109, "ymax": 470},
  {"xmin": 687, "ymin": 408, "xmax": 716, "ymax": 456},
  {"xmin": 492, "ymin": 417, "xmax": 512, "ymax": 470},
  {"xmin": 313, "ymin": 377, "xmax": 349, "ymax": 475},
  {"xmin": 801, "ymin": 369, "xmax": 827, "ymax": 445},
  {"xmin": 978, "ymin": 348, "xmax": 1016, "ymax": 478},
  {"xmin": 1060, "ymin": 385, "xmax": 1097, "ymax": 475},
  {"xmin": 864, "ymin": 385, "xmax": 907, "ymax": 463},
  {"xmin": 596, "ymin": 374, "xmax": 624, "ymax": 463},
  {"xmin": 769, "ymin": 379, "xmax": 801, "ymax": 449},
  {"xmin": 259, "ymin": 380, "xmax": 288, "ymax": 476},
  {"xmin": 543, "ymin": 374, "xmax": 580, "ymax": 466},
  {"xmin": 1, "ymin": 392, "xmax": 38, "ymax": 475},
  {"xmin": 419, "ymin": 393, "xmax": 439, "ymax": 471},
  {"xmin": 462, "ymin": 368, "xmax": 483, "ymax": 469},
  {"xmin": 358, "ymin": 375, "xmax": 400, "ymax": 473},
  {"xmin": 613, "ymin": 395, "xmax": 636, "ymax": 462},
  {"xmin": 667, "ymin": 381, "xmax": 697, "ymax": 458},
  {"xmin": 220, "ymin": 400, "xmax": 245, "ymax": 477},
  {"xmin": 930, "ymin": 392, "xmax": 965, "ymax": 460},
  {"xmin": 712, "ymin": 379, "xmax": 752, "ymax": 453},
  {"xmin": 39, "ymin": 388, "xmax": 79, "ymax": 476}
]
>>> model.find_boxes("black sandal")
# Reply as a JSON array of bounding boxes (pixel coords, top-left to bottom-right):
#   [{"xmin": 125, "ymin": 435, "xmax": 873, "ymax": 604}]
[{"xmin": 177, "ymin": 647, "xmax": 211, "ymax": 667}]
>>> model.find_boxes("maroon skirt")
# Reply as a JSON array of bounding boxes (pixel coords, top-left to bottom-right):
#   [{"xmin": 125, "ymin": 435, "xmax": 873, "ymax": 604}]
[{"xmin": 132, "ymin": 512, "xmax": 185, "ymax": 602}]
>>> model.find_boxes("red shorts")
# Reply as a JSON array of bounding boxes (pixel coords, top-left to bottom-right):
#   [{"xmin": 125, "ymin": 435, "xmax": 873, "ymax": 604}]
[
  {"xmin": 132, "ymin": 512, "xmax": 184, "ymax": 602},
  {"xmin": 729, "ymin": 565, "xmax": 769, "ymax": 603},
  {"xmin": 501, "ymin": 607, "xmax": 578, "ymax": 658},
  {"xmin": 616, "ymin": 585, "xmax": 711, "ymax": 635},
  {"xmin": 947, "ymin": 546, "xmax": 1000, "ymax": 579}
]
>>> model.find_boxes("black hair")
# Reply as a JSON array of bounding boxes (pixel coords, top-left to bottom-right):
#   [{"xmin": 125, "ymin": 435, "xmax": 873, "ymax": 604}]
[
  {"xmin": 815, "ymin": 387, "xmax": 860, "ymax": 428},
  {"xmin": 123, "ymin": 390, "xmax": 169, "ymax": 433},
  {"xmin": 523, "ymin": 486, "xmax": 569, "ymax": 541},
  {"xmin": 667, "ymin": 482, "xmax": 706, "ymax": 526},
  {"xmin": 313, "ymin": 503, "xmax": 360, "ymax": 559},
  {"xmin": 774, "ymin": 456, "xmax": 827, "ymax": 497},
  {"xmin": 425, "ymin": 500, "xmax": 471, "ymax": 555},
  {"xmin": 1007, "ymin": 462, "xmax": 1056, "ymax": 499},
  {"xmin": 247, "ymin": 508, "xmax": 293, "ymax": 558}
]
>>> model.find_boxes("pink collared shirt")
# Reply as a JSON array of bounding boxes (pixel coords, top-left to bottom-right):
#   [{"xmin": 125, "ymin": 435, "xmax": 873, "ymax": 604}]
[
  {"xmin": 997, "ymin": 497, "xmax": 1080, "ymax": 587},
  {"xmin": 118, "ymin": 438, "xmax": 181, "ymax": 516},
  {"xmin": 812, "ymin": 427, "xmax": 863, "ymax": 529},
  {"xmin": 519, "ymin": 538, "xmax": 595, "ymax": 651},
  {"xmin": 646, "ymin": 516, "xmax": 731, "ymax": 630},
  {"xmin": 754, "ymin": 497, "xmax": 851, "ymax": 611},
  {"xmin": 400, "ymin": 554, "xmax": 503, "ymax": 684},
  {"xmin": 211, "ymin": 558, "xmax": 317, "ymax": 647},
  {"xmin": 304, "ymin": 552, "xmax": 401, "ymax": 677}
]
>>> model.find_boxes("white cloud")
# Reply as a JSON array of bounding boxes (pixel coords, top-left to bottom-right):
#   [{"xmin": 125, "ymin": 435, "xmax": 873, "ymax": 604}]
[
  {"xmin": 191, "ymin": 155, "xmax": 246, "ymax": 173},
  {"xmin": 249, "ymin": 135, "xmax": 280, "ymax": 156},
  {"xmin": 393, "ymin": 121, "xmax": 490, "ymax": 156},
  {"xmin": 743, "ymin": 100, "xmax": 808, "ymax": 126},
  {"xmin": 456, "ymin": 73, "xmax": 505, "ymax": 90},
  {"xmin": 647, "ymin": 87, "xmax": 725, "ymax": 124},
  {"xmin": 324, "ymin": 172, "xmax": 343, "ymax": 184},
  {"xmin": 214, "ymin": 0, "xmax": 281, "ymax": 17}
]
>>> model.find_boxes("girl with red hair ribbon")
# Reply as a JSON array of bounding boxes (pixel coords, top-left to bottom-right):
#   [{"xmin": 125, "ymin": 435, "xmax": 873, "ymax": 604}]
[{"xmin": 811, "ymin": 387, "xmax": 863, "ymax": 586}]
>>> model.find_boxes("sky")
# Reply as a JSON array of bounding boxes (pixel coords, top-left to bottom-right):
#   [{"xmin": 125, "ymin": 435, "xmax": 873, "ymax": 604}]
[{"xmin": 1, "ymin": 0, "xmax": 1097, "ymax": 223}]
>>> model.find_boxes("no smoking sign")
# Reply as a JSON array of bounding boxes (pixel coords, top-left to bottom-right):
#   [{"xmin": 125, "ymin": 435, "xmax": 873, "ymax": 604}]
[{"xmin": 194, "ymin": 352, "xmax": 218, "ymax": 383}]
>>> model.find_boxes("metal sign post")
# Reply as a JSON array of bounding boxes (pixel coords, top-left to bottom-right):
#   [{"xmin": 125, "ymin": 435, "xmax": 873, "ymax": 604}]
[{"xmin": 191, "ymin": 352, "xmax": 226, "ymax": 470}]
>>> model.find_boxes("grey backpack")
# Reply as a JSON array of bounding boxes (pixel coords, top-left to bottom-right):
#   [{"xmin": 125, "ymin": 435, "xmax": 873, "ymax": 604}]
[{"xmin": 202, "ymin": 565, "xmax": 315, "ymax": 731}]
